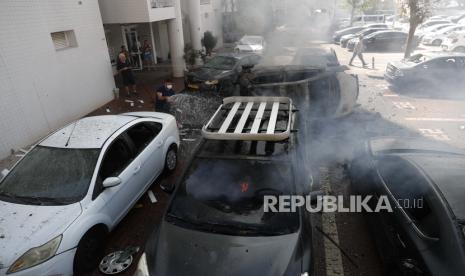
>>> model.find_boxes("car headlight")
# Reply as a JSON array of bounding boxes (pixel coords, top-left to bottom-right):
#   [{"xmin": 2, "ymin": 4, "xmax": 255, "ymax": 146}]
[
  {"xmin": 7, "ymin": 235, "xmax": 62, "ymax": 274},
  {"xmin": 205, "ymin": 79, "xmax": 219, "ymax": 85},
  {"xmin": 134, "ymin": 253, "xmax": 150, "ymax": 276}
]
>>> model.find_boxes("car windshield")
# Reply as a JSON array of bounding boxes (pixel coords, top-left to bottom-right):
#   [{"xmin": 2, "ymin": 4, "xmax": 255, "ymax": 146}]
[
  {"xmin": 167, "ymin": 158, "xmax": 299, "ymax": 236},
  {"xmin": 204, "ymin": 56, "xmax": 237, "ymax": 70},
  {"xmin": 0, "ymin": 146, "xmax": 99, "ymax": 205},
  {"xmin": 240, "ymin": 37, "xmax": 262, "ymax": 45}
]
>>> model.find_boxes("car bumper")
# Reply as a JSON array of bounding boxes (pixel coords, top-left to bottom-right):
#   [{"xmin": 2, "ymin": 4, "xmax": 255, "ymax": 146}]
[{"xmin": 0, "ymin": 249, "xmax": 75, "ymax": 276}]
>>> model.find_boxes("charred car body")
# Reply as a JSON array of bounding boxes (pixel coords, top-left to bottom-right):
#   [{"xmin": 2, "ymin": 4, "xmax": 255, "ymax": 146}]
[
  {"xmin": 137, "ymin": 97, "xmax": 315, "ymax": 276},
  {"xmin": 350, "ymin": 138, "xmax": 465, "ymax": 275},
  {"xmin": 241, "ymin": 65, "xmax": 359, "ymax": 118}
]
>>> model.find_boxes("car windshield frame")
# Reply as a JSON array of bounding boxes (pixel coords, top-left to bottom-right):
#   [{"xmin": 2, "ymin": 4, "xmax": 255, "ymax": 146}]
[
  {"xmin": 203, "ymin": 56, "xmax": 238, "ymax": 70},
  {"xmin": 166, "ymin": 141, "xmax": 300, "ymax": 236},
  {"xmin": 0, "ymin": 146, "xmax": 100, "ymax": 205}
]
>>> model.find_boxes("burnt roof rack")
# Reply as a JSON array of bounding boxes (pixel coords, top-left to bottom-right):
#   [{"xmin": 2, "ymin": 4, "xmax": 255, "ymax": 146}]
[{"xmin": 202, "ymin": 96, "xmax": 294, "ymax": 141}]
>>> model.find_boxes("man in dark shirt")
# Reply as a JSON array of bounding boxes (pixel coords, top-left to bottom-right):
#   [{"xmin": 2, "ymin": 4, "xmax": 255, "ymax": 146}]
[
  {"xmin": 155, "ymin": 79, "xmax": 175, "ymax": 113},
  {"xmin": 116, "ymin": 53, "xmax": 137, "ymax": 97}
]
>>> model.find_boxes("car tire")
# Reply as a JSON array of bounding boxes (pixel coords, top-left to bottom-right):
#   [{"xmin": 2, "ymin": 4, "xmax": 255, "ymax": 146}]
[
  {"xmin": 164, "ymin": 144, "xmax": 178, "ymax": 174},
  {"xmin": 73, "ymin": 226, "xmax": 107, "ymax": 275},
  {"xmin": 432, "ymin": 39, "xmax": 442, "ymax": 46},
  {"xmin": 454, "ymin": 46, "xmax": 465, "ymax": 53}
]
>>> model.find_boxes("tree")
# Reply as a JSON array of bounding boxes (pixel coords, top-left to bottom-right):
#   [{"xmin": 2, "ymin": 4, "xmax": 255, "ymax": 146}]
[
  {"xmin": 201, "ymin": 31, "xmax": 218, "ymax": 56},
  {"xmin": 400, "ymin": 0, "xmax": 431, "ymax": 58},
  {"xmin": 183, "ymin": 43, "xmax": 199, "ymax": 67},
  {"xmin": 343, "ymin": 0, "xmax": 376, "ymax": 25}
]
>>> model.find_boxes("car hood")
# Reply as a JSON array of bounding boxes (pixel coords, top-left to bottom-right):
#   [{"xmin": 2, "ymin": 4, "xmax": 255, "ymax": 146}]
[
  {"xmin": 0, "ymin": 201, "xmax": 82, "ymax": 268},
  {"xmin": 388, "ymin": 60, "xmax": 414, "ymax": 69},
  {"xmin": 187, "ymin": 67, "xmax": 230, "ymax": 81},
  {"xmin": 150, "ymin": 221, "xmax": 300, "ymax": 276},
  {"xmin": 341, "ymin": 34, "xmax": 355, "ymax": 40},
  {"xmin": 236, "ymin": 44, "xmax": 262, "ymax": 51}
]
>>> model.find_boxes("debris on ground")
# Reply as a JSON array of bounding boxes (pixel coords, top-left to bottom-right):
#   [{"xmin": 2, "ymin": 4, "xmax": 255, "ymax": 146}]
[
  {"xmin": 169, "ymin": 92, "xmax": 222, "ymax": 128},
  {"xmin": 147, "ymin": 190, "xmax": 157, "ymax": 203}
]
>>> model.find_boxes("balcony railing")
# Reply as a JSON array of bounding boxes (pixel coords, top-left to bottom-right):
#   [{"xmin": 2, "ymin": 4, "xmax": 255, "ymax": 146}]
[{"xmin": 151, "ymin": 0, "xmax": 173, "ymax": 8}]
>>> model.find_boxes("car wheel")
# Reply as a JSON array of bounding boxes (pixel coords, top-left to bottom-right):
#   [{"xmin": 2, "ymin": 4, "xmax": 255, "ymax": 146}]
[
  {"xmin": 432, "ymin": 39, "xmax": 442, "ymax": 46},
  {"xmin": 454, "ymin": 46, "xmax": 465, "ymax": 53},
  {"xmin": 164, "ymin": 145, "xmax": 178, "ymax": 173},
  {"xmin": 73, "ymin": 226, "xmax": 107, "ymax": 275}
]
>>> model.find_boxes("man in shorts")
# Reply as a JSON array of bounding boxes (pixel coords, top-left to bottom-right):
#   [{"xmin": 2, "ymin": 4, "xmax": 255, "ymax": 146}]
[{"xmin": 117, "ymin": 53, "xmax": 137, "ymax": 97}]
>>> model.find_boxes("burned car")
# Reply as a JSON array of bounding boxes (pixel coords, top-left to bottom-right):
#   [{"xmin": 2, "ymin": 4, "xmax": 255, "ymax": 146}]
[
  {"xmin": 291, "ymin": 47, "xmax": 341, "ymax": 68},
  {"xmin": 184, "ymin": 53, "xmax": 262, "ymax": 93},
  {"xmin": 136, "ymin": 97, "xmax": 315, "ymax": 276},
  {"xmin": 385, "ymin": 52, "xmax": 465, "ymax": 87},
  {"xmin": 241, "ymin": 65, "xmax": 359, "ymax": 118},
  {"xmin": 350, "ymin": 138, "xmax": 465, "ymax": 275}
]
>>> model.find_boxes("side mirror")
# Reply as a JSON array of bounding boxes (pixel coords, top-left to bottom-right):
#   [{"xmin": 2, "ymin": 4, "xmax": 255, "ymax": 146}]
[
  {"xmin": 103, "ymin": 177, "xmax": 122, "ymax": 188},
  {"xmin": 1, "ymin": 169, "xmax": 10, "ymax": 181}
]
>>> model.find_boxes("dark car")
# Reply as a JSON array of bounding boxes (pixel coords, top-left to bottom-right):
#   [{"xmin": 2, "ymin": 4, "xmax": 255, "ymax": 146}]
[
  {"xmin": 333, "ymin": 26, "xmax": 366, "ymax": 44},
  {"xmin": 350, "ymin": 138, "xmax": 465, "ymax": 275},
  {"xmin": 184, "ymin": 53, "xmax": 262, "ymax": 94},
  {"xmin": 361, "ymin": 31, "xmax": 417, "ymax": 52},
  {"xmin": 291, "ymin": 47, "xmax": 340, "ymax": 67},
  {"xmin": 384, "ymin": 52, "xmax": 465, "ymax": 86},
  {"xmin": 139, "ymin": 97, "xmax": 315, "ymax": 276},
  {"xmin": 341, "ymin": 27, "xmax": 388, "ymax": 48}
]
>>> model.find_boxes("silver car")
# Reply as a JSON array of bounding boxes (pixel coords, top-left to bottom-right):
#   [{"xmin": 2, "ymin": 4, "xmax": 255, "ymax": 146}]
[{"xmin": 0, "ymin": 112, "xmax": 179, "ymax": 275}]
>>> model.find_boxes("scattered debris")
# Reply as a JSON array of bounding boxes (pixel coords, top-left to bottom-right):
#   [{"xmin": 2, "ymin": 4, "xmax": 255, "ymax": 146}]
[
  {"xmin": 106, "ymin": 107, "xmax": 111, "ymax": 113},
  {"xmin": 139, "ymin": 100, "xmax": 144, "ymax": 104},
  {"xmin": 147, "ymin": 190, "xmax": 157, "ymax": 203},
  {"xmin": 133, "ymin": 203, "xmax": 143, "ymax": 209},
  {"xmin": 169, "ymin": 93, "xmax": 222, "ymax": 127}
]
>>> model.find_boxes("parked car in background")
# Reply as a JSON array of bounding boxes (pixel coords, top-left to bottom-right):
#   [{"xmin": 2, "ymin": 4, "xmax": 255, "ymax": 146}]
[
  {"xmin": 361, "ymin": 31, "xmax": 415, "ymax": 52},
  {"xmin": 0, "ymin": 113, "xmax": 180, "ymax": 275},
  {"xmin": 384, "ymin": 52, "xmax": 465, "ymax": 86},
  {"xmin": 442, "ymin": 30, "xmax": 465, "ymax": 52},
  {"xmin": 234, "ymin": 35, "xmax": 265, "ymax": 54},
  {"xmin": 184, "ymin": 53, "xmax": 262, "ymax": 94},
  {"xmin": 138, "ymin": 97, "xmax": 315, "ymax": 276},
  {"xmin": 352, "ymin": 14, "xmax": 386, "ymax": 26},
  {"xmin": 350, "ymin": 138, "xmax": 465, "ymax": 275},
  {"xmin": 340, "ymin": 27, "xmax": 388, "ymax": 48},
  {"xmin": 333, "ymin": 26, "xmax": 366, "ymax": 43},
  {"xmin": 422, "ymin": 25, "xmax": 465, "ymax": 46},
  {"xmin": 416, "ymin": 23, "xmax": 456, "ymax": 39},
  {"xmin": 292, "ymin": 47, "xmax": 340, "ymax": 68},
  {"xmin": 418, "ymin": 19, "xmax": 452, "ymax": 30},
  {"xmin": 450, "ymin": 14, "xmax": 465, "ymax": 23}
]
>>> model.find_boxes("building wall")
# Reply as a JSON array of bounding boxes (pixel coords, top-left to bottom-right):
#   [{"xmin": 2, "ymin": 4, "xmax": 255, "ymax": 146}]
[{"xmin": 0, "ymin": 0, "xmax": 115, "ymax": 159}]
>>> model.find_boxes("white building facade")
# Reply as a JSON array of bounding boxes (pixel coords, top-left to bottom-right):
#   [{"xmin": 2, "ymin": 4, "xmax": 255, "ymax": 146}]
[
  {"xmin": 98, "ymin": 0, "xmax": 224, "ymax": 76},
  {"xmin": 0, "ymin": 0, "xmax": 116, "ymax": 160}
]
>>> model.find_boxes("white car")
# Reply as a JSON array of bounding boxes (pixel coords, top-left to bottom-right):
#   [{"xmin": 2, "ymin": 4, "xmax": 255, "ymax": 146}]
[
  {"xmin": 422, "ymin": 25, "xmax": 465, "ymax": 46},
  {"xmin": 234, "ymin": 35, "xmax": 265, "ymax": 53},
  {"xmin": 442, "ymin": 30, "xmax": 465, "ymax": 52},
  {"xmin": 416, "ymin": 23, "xmax": 455, "ymax": 37},
  {"xmin": 0, "ymin": 113, "xmax": 179, "ymax": 275}
]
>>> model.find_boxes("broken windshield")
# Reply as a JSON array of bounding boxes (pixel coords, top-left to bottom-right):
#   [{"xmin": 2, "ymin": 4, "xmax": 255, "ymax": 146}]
[
  {"xmin": 0, "ymin": 146, "xmax": 99, "ymax": 205},
  {"xmin": 167, "ymin": 158, "xmax": 299, "ymax": 236}
]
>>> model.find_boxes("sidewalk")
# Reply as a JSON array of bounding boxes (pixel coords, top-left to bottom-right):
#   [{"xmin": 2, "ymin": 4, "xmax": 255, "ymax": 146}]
[{"xmin": 0, "ymin": 68, "xmax": 185, "ymax": 172}]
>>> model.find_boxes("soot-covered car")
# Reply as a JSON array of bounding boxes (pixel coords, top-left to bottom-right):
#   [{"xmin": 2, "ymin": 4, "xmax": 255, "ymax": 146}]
[
  {"xmin": 361, "ymin": 31, "xmax": 418, "ymax": 52},
  {"xmin": 291, "ymin": 47, "xmax": 340, "ymax": 68},
  {"xmin": 340, "ymin": 27, "xmax": 388, "ymax": 48},
  {"xmin": 350, "ymin": 138, "xmax": 465, "ymax": 275},
  {"xmin": 184, "ymin": 53, "xmax": 262, "ymax": 93},
  {"xmin": 136, "ymin": 97, "xmax": 315, "ymax": 276},
  {"xmin": 385, "ymin": 52, "xmax": 465, "ymax": 87}
]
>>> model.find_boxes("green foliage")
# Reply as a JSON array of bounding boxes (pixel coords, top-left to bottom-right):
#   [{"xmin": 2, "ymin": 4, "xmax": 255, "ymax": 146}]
[{"xmin": 201, "ymin": 31, "xmax": 218, "ymax": 56}]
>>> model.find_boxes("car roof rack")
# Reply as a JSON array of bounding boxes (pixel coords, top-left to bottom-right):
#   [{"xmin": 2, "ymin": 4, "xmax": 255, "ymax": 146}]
[{"xmin": 202, "ymin": 96, "xmax": 294, "ymax": 141}]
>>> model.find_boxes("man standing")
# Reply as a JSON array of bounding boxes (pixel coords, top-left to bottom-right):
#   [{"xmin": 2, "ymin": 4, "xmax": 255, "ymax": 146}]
[
  {"xmin": 155, "ymin": 79, "xmax": 175, "ymax": 113},
  {"xmin": 349, "ymin": 35, "xmax": 368, "ymax": 67},
  {"xmin": 141, "ymin": 40, "xmax": 154, "ymax": 70},
  {"xmin": 117, "ymin": 53, "xmax": 137, "ymax": 97}
]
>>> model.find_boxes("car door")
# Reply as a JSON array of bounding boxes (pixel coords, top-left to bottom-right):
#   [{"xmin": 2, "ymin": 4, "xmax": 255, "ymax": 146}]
[
  {"xmin": 125, "ymin": 121, "xmax": 164, "ymax": 197},
  {"xmin": 95, "ymin": 133, "xmax": 138, "ymax": 225}
]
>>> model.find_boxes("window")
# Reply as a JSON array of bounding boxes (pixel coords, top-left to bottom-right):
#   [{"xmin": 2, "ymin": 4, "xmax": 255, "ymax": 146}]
[
  {"xmin": 126, "ymin": 122, "xmax": 162, "ymax": 154},
  {"xmin": 99, "ymin": 137, "xmax": 134, "ymax": 180},
  {"xmin": 51, "ymin": 30, "xmax": 77, "ymax": 50}
]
